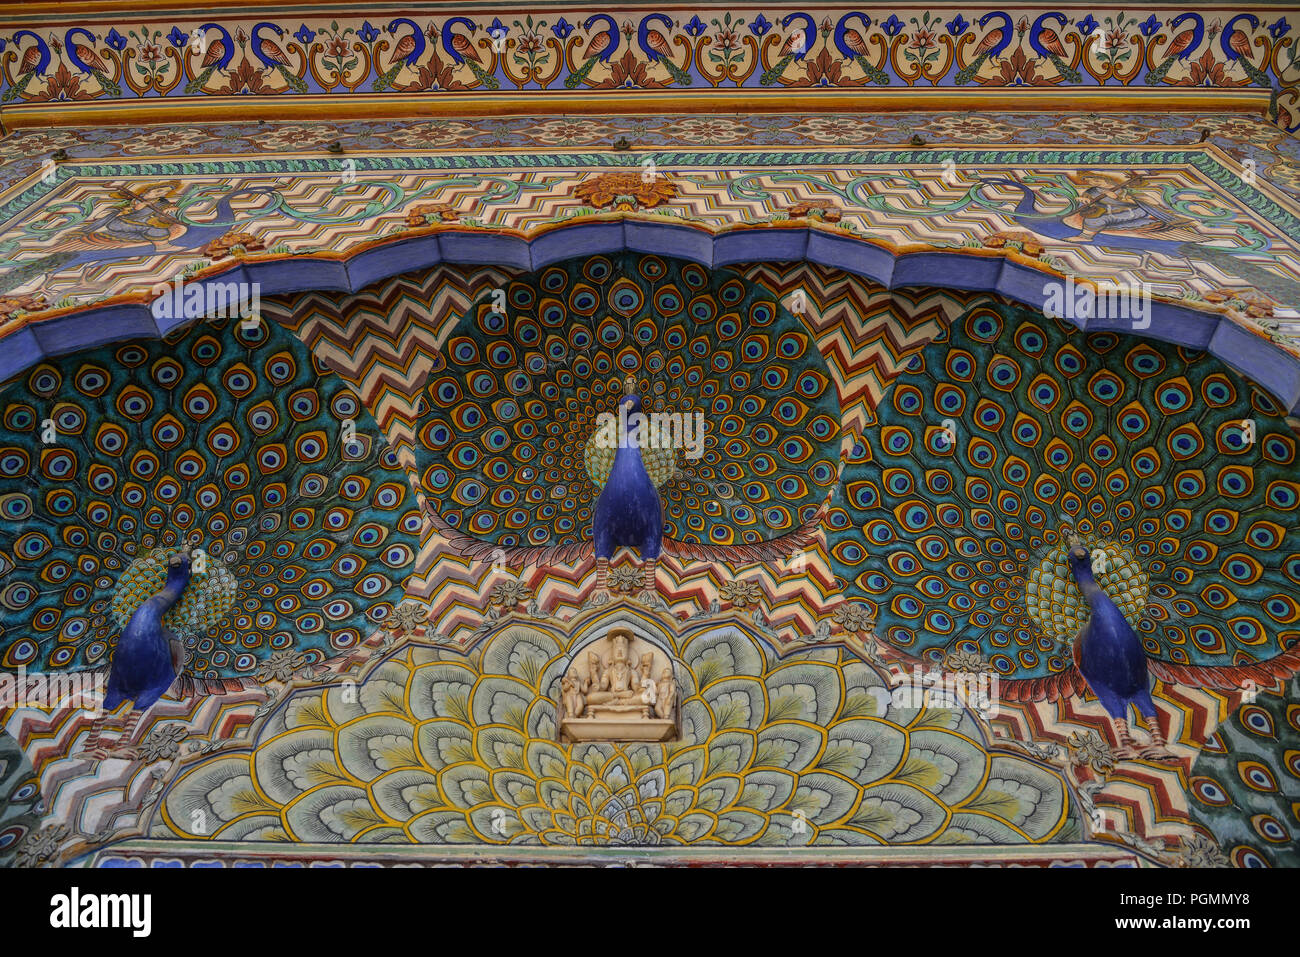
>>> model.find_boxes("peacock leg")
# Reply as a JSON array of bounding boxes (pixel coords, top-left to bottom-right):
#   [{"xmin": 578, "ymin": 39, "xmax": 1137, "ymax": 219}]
[
  {"xmin": 118, "ymin": 709, "xmax": 143, "ymax": 742},
  {"xmin": 97, "ymin": 710, "xmax": 144, "ymax": 761},
  {"xmin": 589, "ymin": 557, "xmax": 611, "ymax": 605},
  {"xmin": 1136, "ymin": 719, "xmax": 1180, "ymax": 764},
  {"xmin": 636, "ymin": 557, "xmax": 660, "ymax": 605},
  {"xmin": 79, "ymin": 718, "xmax": 112, "ymax": 761}
]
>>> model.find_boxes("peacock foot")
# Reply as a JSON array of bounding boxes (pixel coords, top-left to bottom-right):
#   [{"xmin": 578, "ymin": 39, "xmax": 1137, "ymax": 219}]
[
  {"xmin": 1136, "ymin": 743, "xmax": 1181, "ymax": 765},
  {"xmin": 98, "ymin": 744, "xmax": 143, "ymax": 762},
  {"xmin": 635, "ymin": 589, "xmax": 666, "ymax": 609},
  {"xmin": 80, "ymin": 742, "xmax": 141, "ymax": 762},
  {"xmin": 1111, "ymin": 741, "xmax": 1143, "ymax": 762}
]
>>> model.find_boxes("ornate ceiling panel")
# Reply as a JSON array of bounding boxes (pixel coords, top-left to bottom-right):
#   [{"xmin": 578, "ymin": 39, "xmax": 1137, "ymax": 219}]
[
  {"xmin": 1, "ymin": 3, "xmax": 1298, "ymax": 872},
  {"xmin": 2, "ymin": 112, "xmax": 1300, "ymax": 411}
]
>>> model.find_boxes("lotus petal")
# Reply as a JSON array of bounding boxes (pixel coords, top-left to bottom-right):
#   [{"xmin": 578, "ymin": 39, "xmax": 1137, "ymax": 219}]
[
  {"xmin": 765, "ymin": 662, "xmax": 841, "ymax": 724},
  {"xmin": 850, "ymin": 782, "xmax": 947, "ymax": 842},
  {"xmin": 416, "ymin": 720, "xmax": 475, "ymax": 769}
]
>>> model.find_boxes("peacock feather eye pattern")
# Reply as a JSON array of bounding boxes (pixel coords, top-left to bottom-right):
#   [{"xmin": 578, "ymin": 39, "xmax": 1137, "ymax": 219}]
[
  {"xmin": 0, "ymin": 314, "xmax": 421, "ymax": 683},
  {"xmin": 0, "ymin": 729, "xmax": 41, "ymax": 868},
  {"xmin": 414, "ymin": 254, "xmax": 842, "ymax": 556},
  {"xmin": 837, "ymin": 302, "xmax": 1300, "ymax": 682},
  {"xmin": 1189, "ymin": 679, "xmax": 1300, "ymax": 866}
]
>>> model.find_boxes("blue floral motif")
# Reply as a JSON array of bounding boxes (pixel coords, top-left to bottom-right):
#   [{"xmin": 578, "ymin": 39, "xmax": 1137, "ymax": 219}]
[
  {"xmin": 684, "ymin": 15, "xmax": 707, "ymax": 38},
  {"xmin": 166, "ymin": 26, "xmax": 188, "ymax": 49},
  {"xmin": 489, "ymin": 18, "xmax": 508, "ymax": 38},
  {"xmin": 1139, "ymin": 16, "xmax": 1161, "ymax": 38},
  {"xmin": 945, "ymin": 15, "xmax": 969, "ymax": 37},
  {"xmin": 105, "ymin": 28, "xmax": 127, "ymax": 52},
  {"xmin": 294, "ymin": 25, "xmax": 316, "ymax": 45},
  {"xmin": 1268, "ymin": 18, "xmax": 1291, "ymax": 40},
  {"xmin": 358, "ymin": 20, "xmax": 380, "ymax": 44},
  {"xmin": 749, "ymin": 14, "xmax": 772, "ymax": 38},
  {"xmin": 881, "ymin": 15, "xmax": 904, "ymax": 38},
  {"xmin": 1076, "ymin": 15, "xmax": 1099, "ymax": 37},
  {"xmin": 552, "ymin": 18, "xmax": 573, "ymax": 40}
]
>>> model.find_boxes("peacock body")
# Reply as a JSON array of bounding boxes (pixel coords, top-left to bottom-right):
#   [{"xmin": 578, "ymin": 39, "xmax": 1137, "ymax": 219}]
[
  {"xmin": 1066, "ymin": 544, "xmax": 1158, "ymax": 724},
  {"xmin": 592, "ymin": 389, "xmax": 664, "ymax": 562},
  {"xmin": 103, "ymin": 549, "xmax": 192, "ymax": 712}
]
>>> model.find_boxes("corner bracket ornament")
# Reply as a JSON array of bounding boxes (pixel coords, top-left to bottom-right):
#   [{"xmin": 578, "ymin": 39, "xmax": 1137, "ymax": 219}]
[{"xmin": 559, "ymin": 628, "xmax": 678, "ymax": 743}]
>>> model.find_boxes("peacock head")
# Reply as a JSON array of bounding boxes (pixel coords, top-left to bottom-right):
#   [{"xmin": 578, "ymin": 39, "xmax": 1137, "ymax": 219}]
[
  {"xmin": 165, "ymin": 547, "xmax": 194, "ymax": 587},
  {"xmin": 620, "ymin": 373, "xmax": 643, "ymax": 417},
  {"xmin": 1065, "ymin": 545, "xmax": 1092, "ymax": 577}
]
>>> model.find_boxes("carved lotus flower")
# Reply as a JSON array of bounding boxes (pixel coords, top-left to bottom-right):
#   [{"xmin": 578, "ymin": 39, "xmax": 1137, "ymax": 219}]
[
  {"xmin": 718, "ymin": 579, "xmax": 762, "ymax": 608},
  {"xmin": 832, "ymin": 602, "xmax": 877, "ymax": 633},
  {"xmin": 162, "ymin": 621, "xmax": 1075, "ymax": 848},
  {"xmin": 607, "ymin": 565, "xmax": 643, "ymax": 592},
  {"xmin": 490, "ymin": 580, "xmax": 532, "ymax": 607}
]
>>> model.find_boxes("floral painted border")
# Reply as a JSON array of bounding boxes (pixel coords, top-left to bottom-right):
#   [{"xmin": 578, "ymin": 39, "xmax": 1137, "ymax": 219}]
[{"xmin": 0, "ymin": 6, "xmax": 1296, "ymax": 128}]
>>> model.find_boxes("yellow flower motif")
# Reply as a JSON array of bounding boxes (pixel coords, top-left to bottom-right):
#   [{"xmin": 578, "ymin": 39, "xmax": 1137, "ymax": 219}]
[{"xmin": 574, "ymin": 171, "xmax": 677, "ymax": 211}]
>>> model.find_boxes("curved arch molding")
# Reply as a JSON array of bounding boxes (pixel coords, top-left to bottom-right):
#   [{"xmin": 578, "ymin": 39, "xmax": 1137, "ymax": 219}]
[{"xmin": 2, "ymin": 145, "xmax": 1299, "ymax": 412}]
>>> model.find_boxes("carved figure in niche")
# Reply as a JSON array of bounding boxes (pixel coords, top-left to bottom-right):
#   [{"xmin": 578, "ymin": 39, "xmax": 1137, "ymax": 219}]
[
  {"xmin": 583, "ymin": 650, "xmax": 606, "ymax": 700},
  {"xmin": 561, "ymin": 668, "xmax": 586, "ymax": 720},
  {"xmin": 584, "ymin": 632, "xmax": 639, "ymax": 710},
  {"xmin": 655, "ymin": 667, "xmax": 677, "ymax": 720},
  {"xmin": 637, "ymin": 652, "xmax": 656, "ymax": 717},
  {"xmin": 558, "ymin": 628, "xmax": 678, "ymax": 742}
]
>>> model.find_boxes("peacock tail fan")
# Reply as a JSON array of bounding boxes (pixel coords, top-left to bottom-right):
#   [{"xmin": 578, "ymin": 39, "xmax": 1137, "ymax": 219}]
[
  {"xmin": 413, "ymin": 254, "xmax": 842, "ymax": 567},
  {"xmin": 1187, "ymin": 679, "xmax": 1300, "ymax": 866},
  {"xmin": 832, "ymin": 301, "xmax": 1300, "ymax": 685},
  {"xmin": 0, "ymin": 728, "xmax": 40, "ymax": 867},
  {"xmin": 0, "ymin": 314, "xmax": 422, "ymax": 686}
]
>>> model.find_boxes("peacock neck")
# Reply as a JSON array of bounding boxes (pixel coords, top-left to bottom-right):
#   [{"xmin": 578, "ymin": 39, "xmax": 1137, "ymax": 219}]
[
  {"xmin": 612, "ymin": 441, "xmax": 650, "ymax": 479},
  {"xmin": 1071, "ymin": 565, "xmax": 1110, "ymax": 611},
  {"xmin": 157, "ymin": 566, "xmax": 193, "ymax": 610}
]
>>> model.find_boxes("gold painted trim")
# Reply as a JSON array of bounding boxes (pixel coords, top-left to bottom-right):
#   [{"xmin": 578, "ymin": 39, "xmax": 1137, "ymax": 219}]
[{"xmin": 0, "ymin": 88, "xmax": 1272, "ymax": 130}]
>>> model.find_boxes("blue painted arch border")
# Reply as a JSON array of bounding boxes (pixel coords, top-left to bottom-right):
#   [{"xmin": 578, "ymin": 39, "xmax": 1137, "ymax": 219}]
[{"xmin": 4, "ymin": 217, "xmax": 1300, "ymax": 414}]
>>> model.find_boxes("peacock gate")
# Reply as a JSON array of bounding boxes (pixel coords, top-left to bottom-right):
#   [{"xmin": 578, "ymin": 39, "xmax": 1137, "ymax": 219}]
[{"xmin": 0, "ymin": 0, "xmax": 1299, "ymax": 873}]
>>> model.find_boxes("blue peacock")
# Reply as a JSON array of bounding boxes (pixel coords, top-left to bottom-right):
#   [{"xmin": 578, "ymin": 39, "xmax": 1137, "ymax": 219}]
[
  {"xmin": 414, "ymin": 254, "xmax": 842, "ymax": 598},
  {"xmin": 0, "ymin": 314, "xmax": 422, "ymax": 759},
  {"xmin": 832, "ymin": 301, "xmax": 1300, "ymax": 758}
]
